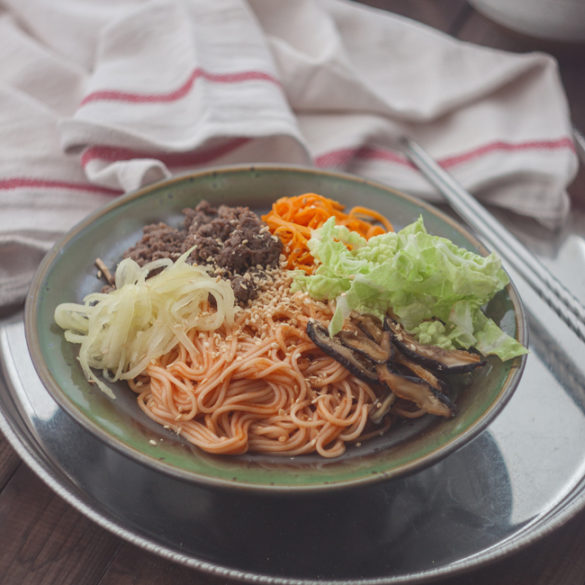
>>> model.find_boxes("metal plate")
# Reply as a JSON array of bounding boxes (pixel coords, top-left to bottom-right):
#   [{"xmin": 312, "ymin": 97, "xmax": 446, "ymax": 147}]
[{"xmin": 1, "ymin": 208, "xmax": 585, "ymax": 584}]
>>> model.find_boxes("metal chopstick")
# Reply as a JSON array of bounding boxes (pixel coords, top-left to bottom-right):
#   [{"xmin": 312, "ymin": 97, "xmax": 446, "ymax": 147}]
[
  {"xmin": 573, "ymin": 127, "xmax": 585, "ymax": 165},
  {"xmin": 399, "ymin": 135, "xmax": 585, "ymax": 344}
]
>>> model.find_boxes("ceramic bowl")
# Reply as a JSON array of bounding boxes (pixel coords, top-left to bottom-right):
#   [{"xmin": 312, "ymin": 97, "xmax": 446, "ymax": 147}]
[
  {"xmin": 25, "ymin": 164, "xmax": 527, "ymax": 492},
  {"xmin": 469, "ymin": 0, "xmax": 585, "ymax": 43}
]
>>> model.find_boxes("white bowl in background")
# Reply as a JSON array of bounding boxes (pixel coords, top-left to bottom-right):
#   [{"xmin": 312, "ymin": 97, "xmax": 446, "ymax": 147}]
[{"xmin": 469, "ymin": 0, "xmax": 585, "ymax": 43}]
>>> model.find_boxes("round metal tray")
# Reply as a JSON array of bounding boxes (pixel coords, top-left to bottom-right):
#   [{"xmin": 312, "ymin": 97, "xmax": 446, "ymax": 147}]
[{"xmin": 2, "ymin": 210, "xmax": 585, "ymax": 584}]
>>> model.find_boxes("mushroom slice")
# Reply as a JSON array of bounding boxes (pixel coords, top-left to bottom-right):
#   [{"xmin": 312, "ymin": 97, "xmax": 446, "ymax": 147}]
[
  {"xmin": 393, "ymin": 351, "xmax": 444, "ymax": 391},
  {"xmin": 307, "ymin": 320, "xmax": 377, "ymax": 383},
  {"xmin": 369, "ymin": 392, "xmax": 397, "ymax": 425},
  {"xmin": 385, "ymin": 317, "xmax": 485, "ymax": 374},
  {"xmin": 353, "ymin": 313, "xmax": 385, "ymax": 343},
  {"xmin": 376, "ymin": 364, "xmax": 455, "ymax": 418},
  {"xmin": 336, "ymin": 328, "xmax": 392, "ymax": 364}
]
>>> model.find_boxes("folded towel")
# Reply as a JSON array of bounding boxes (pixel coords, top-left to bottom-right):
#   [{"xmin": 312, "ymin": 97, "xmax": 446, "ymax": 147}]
[{"xmin": 0, "ymin": 0, "xmax": 578, "ymax": 308}]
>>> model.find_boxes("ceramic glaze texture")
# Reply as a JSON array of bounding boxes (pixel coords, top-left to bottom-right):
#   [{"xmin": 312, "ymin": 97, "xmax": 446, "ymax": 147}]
[{"xmin": 24, "ymin": 165, "xmax": 527, "ymax": 491}]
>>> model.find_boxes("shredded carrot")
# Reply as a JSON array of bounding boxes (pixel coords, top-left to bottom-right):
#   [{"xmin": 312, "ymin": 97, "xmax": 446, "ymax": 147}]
[{"xmin": 262, "ymin": 193, "xmax": 394, "ymax": 273}]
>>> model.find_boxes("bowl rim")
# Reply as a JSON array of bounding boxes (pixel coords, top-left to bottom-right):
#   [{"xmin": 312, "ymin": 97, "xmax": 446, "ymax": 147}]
[{"xmin": 24, "ymin": 163, "xmax": 528, "ymax": 493}]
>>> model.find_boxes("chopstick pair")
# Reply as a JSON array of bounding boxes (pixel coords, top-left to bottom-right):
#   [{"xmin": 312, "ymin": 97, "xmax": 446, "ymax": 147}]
[{"xmin": 399, "ymin": 136, "xmax": 585, "ymax": 345}]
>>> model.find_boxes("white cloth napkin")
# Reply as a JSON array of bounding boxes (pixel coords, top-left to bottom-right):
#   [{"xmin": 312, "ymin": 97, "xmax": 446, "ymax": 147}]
[{"xmin": 0, "ymin": 0, "xmax": 578, "ymax": 309}]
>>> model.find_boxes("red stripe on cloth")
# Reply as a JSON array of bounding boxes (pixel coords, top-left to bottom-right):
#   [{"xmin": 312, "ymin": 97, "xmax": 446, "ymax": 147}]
[
  {"xmin": 0, "ymin": 177, "xmax": 122, "ymax": 195},
  {"xmin": 80, "ymin": 68, "xmax": 281, "ymax": 106},
  {"xmin": 76, "ymin": 136, "xmax": 575, "ymax": 181},
  {"xmin": 438, "ymin": 137, "xmax": 575, "ymax": 167},
  {"xmin": 315, "ymin": 146, "xmax": 411, "ymax": 169},
  {"xmin": 315, "ymin": 137, "xmax": 575, "ymax": 170},
  {"xmin": 81, "ymin": 137, "xmax": 251, "ymax": 168}
]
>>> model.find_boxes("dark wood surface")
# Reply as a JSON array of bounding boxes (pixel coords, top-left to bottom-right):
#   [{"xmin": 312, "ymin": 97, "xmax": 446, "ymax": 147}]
[{"xmin": 2, "ymin": 2, "xmax": 585, "ymax": 584}]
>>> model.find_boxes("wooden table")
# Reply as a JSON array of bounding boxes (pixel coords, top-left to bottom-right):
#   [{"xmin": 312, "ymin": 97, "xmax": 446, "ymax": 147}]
[{"xmin": 1, "ymin": 2, "xmax": 584, "ymax": 584}]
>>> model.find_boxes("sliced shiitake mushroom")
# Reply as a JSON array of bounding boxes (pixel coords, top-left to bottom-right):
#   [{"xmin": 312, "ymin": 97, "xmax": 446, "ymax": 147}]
[
  {"xmin": 306, "ymin": 314, "xmax": 472, "ymax": 423},
  {"xmin": 336, "ymin": 329, "xmax": 392, "ymax": 364},
  {"xmin": 353, "ymin": 313, "xmax": 385, "ymax": 344},
  {"xmin": 369, "ymin": 392, "xmax": 396, "ymax": 425},
  {"xmin": 376, "ymin": 364, "xmax": 455, "ymax": 418},
  {"xmin": 306, "ymin": 320, "xmax": 378, "ymax": 383},
  {"xmin": 385, "ymin": 317, "xmax": 485, "ymax": 374},
  {"xmin": 392, "ymin": 350, "xmax": 445, "ymax": 391}
]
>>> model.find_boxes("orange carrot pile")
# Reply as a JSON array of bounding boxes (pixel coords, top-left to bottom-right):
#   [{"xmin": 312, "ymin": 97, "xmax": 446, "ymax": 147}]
[{"xmin": 262, "ymin": 193, "xmax": 394, "ymax": 274}]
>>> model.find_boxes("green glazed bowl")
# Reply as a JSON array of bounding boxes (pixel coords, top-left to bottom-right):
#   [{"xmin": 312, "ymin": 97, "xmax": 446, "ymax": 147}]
[{"xmin": 25, "ymin": 164, "xmax": 527, "ymax": 492}]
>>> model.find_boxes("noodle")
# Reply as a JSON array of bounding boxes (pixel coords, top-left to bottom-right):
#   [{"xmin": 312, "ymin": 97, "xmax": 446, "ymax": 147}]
[{"xmin": 131, "ymin": 274, "xmax": 379, "ymax": 458}]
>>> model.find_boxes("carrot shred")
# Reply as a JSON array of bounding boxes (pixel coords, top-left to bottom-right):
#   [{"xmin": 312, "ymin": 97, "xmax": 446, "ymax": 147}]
[{"xmin": 262, "ymin": 193, "xmax": 394, "ymax": 274}]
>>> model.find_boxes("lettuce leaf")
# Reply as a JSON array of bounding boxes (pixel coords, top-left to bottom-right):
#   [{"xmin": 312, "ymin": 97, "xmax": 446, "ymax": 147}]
[{"xmin": 292, "ymin": 216, "xmax": 527, "ymax": 361}]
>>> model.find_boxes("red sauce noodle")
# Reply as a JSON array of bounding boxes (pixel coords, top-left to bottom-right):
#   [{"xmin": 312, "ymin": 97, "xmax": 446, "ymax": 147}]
[{"xmin": 130, "ymin": 274, "xmax": 379, "ymax": 457}]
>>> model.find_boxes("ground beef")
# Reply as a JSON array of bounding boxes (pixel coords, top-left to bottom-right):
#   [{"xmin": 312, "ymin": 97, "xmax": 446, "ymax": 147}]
[
  {"xmin": 123, "ymin": 222, "xmax": 184, "ymax": 265},
  {"xmin": 182, "ymin": 201, "xmax": 281, "ymax": 274},
  {"xmin": 123, "ymin": 200, "xmax": 283, "ymax": 304}
]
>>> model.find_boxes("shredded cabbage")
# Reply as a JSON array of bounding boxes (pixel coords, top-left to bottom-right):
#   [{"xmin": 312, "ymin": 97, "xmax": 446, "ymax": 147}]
[
  {"xmin": 293, "ymin": 216, "xmax": 527, "ymax": 361},
  {"xmin": 54, "ymin": 250, "xmax": 235, "ymax": 397}
]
